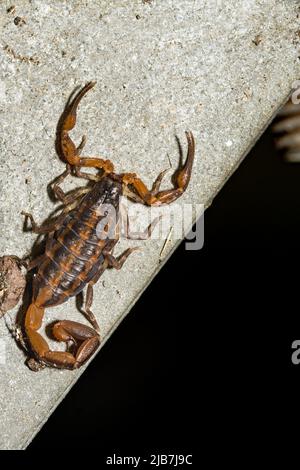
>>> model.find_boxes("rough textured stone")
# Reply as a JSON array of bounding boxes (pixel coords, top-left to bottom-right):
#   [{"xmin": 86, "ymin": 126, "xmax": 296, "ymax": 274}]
[{"xmin": 0, "ymin": 0, "xmax": 299, "ymax": 449}]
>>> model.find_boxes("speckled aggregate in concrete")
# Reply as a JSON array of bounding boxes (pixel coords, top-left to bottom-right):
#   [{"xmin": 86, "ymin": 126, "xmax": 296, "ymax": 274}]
[{"xmin": 0, "ymin": 0, "xmax": 300, "ymax": 450}]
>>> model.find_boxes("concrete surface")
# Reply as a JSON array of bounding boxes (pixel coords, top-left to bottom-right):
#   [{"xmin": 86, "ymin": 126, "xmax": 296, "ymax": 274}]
[{"xmin": 0, "ymin": 0, "xmax": 300, "ymax": 449}]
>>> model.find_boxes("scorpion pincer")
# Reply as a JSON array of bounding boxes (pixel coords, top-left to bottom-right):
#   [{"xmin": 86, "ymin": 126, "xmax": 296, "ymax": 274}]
[{"xmin": 20, "ymin": 81, "xmax": 195, "ymax": 370}]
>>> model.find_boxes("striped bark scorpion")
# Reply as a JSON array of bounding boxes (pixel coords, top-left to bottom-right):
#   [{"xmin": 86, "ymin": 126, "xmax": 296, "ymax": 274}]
[{"xmin": 21, "ymin": 81, "xmax": 195, "ymax": 370}]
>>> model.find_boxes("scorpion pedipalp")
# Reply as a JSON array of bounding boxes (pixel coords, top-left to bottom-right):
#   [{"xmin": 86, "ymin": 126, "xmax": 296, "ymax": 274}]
[
  {"xmin": 120, "ymin": 131, "xmax": 195, "ymax": 206},
  {"xmin": 59, "ymin": 81, "xmax": 114, "ymax": 174}
]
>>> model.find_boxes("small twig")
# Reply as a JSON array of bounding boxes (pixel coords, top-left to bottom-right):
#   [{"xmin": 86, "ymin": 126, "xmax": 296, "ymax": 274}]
[
  {"xmin": 166, "ymin": 153, "xmax": 173, "ymax": 169},
  {"xmin": 159, "ymin": 227, "xmax": 173, "ymax": 263}
]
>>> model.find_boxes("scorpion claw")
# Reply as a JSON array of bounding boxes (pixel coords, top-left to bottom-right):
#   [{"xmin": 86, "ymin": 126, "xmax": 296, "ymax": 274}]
[
  {"xmin": 59, "ymin": 82, "xmax": 96, "ymax": 166},
  {"xmin": 121, "ymin": 131, "xmax": 195, "ymax": 206},
  {"xmin": 59, "ymin": 82, "xmax": 114, "ymax": 175}
]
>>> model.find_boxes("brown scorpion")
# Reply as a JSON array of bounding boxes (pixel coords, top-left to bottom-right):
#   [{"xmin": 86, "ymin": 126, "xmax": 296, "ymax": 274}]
[{"xmin": 18, "ymin": 81, "xmax": 195, "ymax": 370}]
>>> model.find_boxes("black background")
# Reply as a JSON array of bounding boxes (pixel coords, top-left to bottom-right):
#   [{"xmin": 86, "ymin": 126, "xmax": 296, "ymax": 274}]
[{"xmin": 26, "ymin": 126, "xmax": 300, "ymax": 457}]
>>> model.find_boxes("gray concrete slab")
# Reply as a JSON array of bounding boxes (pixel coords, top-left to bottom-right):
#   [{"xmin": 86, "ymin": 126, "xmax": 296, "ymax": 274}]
[{"xmin": 0, "ymin": 0, "xmax": 299, "ymax": 449}]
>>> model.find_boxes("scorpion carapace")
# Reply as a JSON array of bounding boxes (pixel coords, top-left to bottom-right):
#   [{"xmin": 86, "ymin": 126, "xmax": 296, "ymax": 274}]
[{"xmin": 21, "ymin": 81, "xmax": 195, "ymax": 370}]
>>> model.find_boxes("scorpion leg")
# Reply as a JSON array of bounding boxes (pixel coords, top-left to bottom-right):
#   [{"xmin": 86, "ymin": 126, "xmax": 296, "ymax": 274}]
[
  {"xmin": 21, "ymin": 193, "xmax": 85, "ymax": 234},
  {"xmin": 73, "ymin": 167, "xmax": 100, "ymax": 181},
  {"xmin": 82, "ymin": 283, "xmax": 100, "ymax": 333},
  {"xmin": 120, "ymin": 211, "xmax": 162, "ymax": 240},
  {"xmin": 80, "ymin": 246, "xmax": 128, "ymax": 329},
  {"xmin": 60, "ymin": 81, "xmax": 114, "ymax": 176},
  {"xmin": 22, "ymin": 232, "xmax": 55, "ymax": 272},
  {"xmin": 76, "ymin": 240, "xmax": 116, "ymax": 329},
  {"xmin": 102, "ymin": 215, "xmax": 160, "ymax": 270},
  {"xmin": 52, "ymin": 165, "xmax": 90, "ymax": 203},
  {"xmin": 22, "ymin": 254, "xmax": 46, "ymax": 271},
  {"xmin": 54, "ymin": 185, "xmax": 90, "ymax": 205},
  {"xmin": 21, "ymin": 210, "xmax": 69, "ymax": 234},
  {"xmin": 25, "ymin": 303, "xmax": 100, "ymax": 369},
  {"xmin": 79, "ymin": 244, "xmax": 126, "ymax": 333},
  {"xmin": 52, "ymin": 164, "xmax": 71, "ymax": 202},
  {"xmin": 121, "ymin": 131, "xmax": 195, "ymax": 206},
  {"xmin": 101, "ymin": 220, "xmax": 141, "ymax": 268},
  {"xmin": 104, "ymin": 247, "xmax": 140, "ymax": 270}
]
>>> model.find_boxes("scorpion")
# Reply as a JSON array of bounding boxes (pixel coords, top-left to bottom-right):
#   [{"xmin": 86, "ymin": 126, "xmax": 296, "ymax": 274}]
[{"xmin": 18, "ymin": 81, "xmax": 195, "ymax": 370}]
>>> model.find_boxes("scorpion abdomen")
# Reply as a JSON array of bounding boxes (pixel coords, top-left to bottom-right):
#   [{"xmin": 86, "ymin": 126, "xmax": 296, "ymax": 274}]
[{"xmin": 33, "ymin": 177, "xmax": 122, "ymax": 308}]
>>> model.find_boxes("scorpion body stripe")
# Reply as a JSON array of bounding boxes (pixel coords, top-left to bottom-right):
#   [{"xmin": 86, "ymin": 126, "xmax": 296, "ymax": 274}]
[
  {"xmin": 66, "ymin": 221, "xmax": 102, "ymax": 246},
  {"xmin": 35, "ymin": 271, "xmax": 67, "ymax": 297},
  {"xmin": 68, "ymin": 214, "xmax": 105, "ymax": 241},
  {"xmin": 51, "ymin": 234, "xmax": 92, "ymax": 262}
]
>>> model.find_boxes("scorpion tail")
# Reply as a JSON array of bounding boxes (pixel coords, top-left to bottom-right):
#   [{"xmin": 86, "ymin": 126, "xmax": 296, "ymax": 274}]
[{"xmin": 25, "ymin": 303, "xmax": 100, "ymax": 370}]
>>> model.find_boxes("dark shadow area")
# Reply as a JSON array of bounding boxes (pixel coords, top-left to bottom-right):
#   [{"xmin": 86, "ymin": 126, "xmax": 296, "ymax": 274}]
[{"xmin": 26, "ymin": 126, "xmax": 300, "ymax": 457}]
